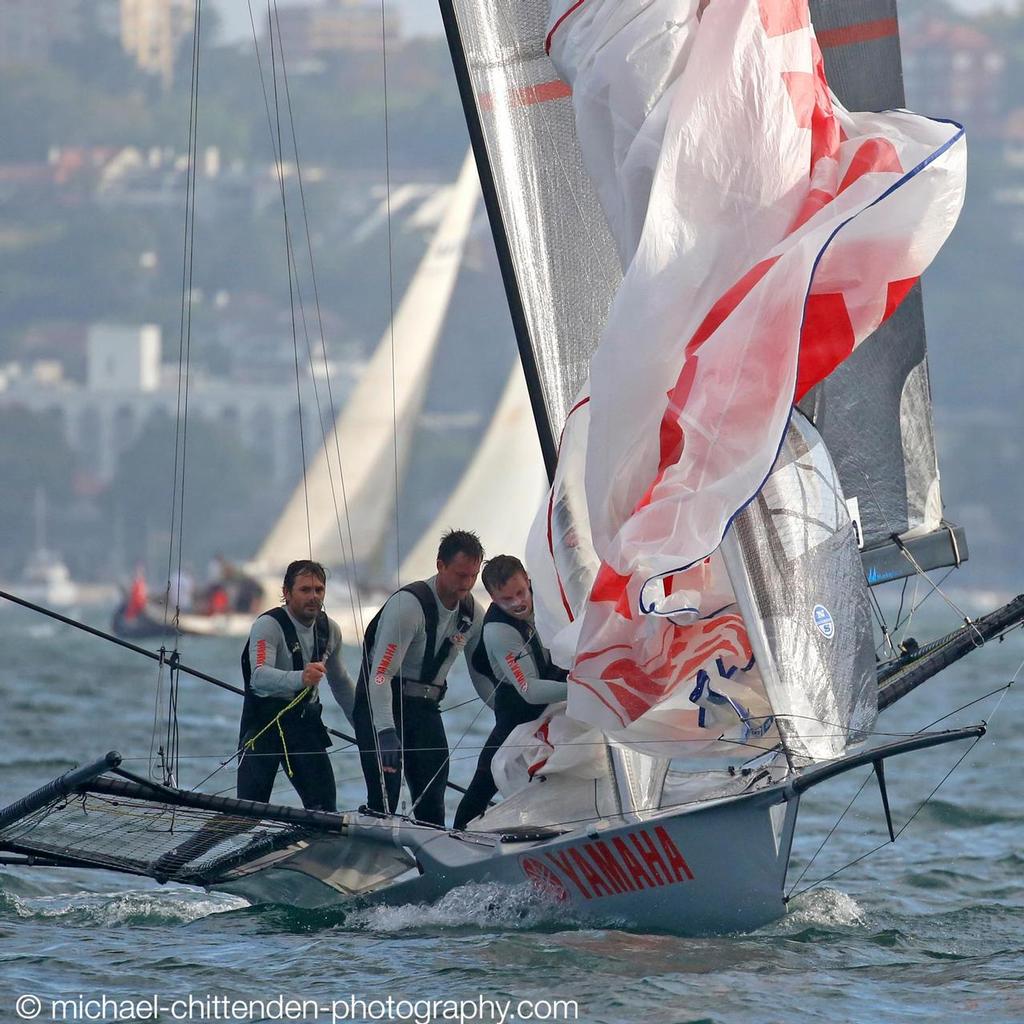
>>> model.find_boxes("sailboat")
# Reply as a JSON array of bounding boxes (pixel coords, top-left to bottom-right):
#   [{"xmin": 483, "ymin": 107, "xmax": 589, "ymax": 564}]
[
  {"xmin": 2, "ymin": 0, "xmax": 1021, "ymax": 936},
  {"xmin": 13, "ymin": 490, "xmax": 80, "ymax": 611},
  {"xmin": 108, "ymin": 152, "xmax": 484, "ymax": 640}
]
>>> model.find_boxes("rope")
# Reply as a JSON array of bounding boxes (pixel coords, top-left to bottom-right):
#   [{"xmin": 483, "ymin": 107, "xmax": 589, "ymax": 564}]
[
  {"xmin": 248, "ymin": 0, "xmax": 369, "ymax": 640},
  {"xmin": 240, "ymin": 688, "xmax": 313, "ymax": 780}
]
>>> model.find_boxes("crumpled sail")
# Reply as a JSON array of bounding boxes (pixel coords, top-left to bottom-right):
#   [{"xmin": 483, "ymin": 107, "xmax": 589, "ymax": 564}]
[{"xmin": 526, "ymin": 0, "xmax": 965, "ymax": 759}]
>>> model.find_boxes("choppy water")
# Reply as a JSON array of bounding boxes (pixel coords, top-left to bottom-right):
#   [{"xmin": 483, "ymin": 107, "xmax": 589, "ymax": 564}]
[{"xmin": 0, "ymin": 601, "xmax": 1021, "ymax": 1023}]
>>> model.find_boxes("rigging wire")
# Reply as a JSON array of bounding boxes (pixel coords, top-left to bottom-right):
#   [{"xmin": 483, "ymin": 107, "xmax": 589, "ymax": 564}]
[
  {"xmin": 784, "ymin": 658, "xmax": 1020, "ymax": 903},
  {"xmin": 264, "ymin": 0, "xmax": 312, "ymax": 558},
  {"xmin": 247, "ymin": 0, "xmax": 370, "ymax": 640},
  {"xmin": 362, "ymin": 0, "xmax": 402, "ymax": 813},
  {"xmin": 785, "ymin": 734, "xmax": 984, "ymax": 903},
  {"xmin": 270, "ymin": 0, "xmax": 368, "ymax": 642},
  {"xmin": 149, "ymin": 0, "xmax": 205, "ymax": 788},
  {"xmin": 379, "ymin": 0, "xmax": 402, "ymax": 585}
]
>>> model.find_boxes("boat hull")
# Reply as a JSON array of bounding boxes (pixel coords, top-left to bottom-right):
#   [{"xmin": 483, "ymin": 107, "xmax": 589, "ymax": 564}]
[{"xmin": 212, "ymin": 786, "xmax": 799, "ymax": 935}]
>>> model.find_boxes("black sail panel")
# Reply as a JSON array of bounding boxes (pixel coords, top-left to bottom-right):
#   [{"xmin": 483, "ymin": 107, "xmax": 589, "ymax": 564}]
[{"xmin": 801, "ymin": 0, "xmax": 964, "ymax": 578}]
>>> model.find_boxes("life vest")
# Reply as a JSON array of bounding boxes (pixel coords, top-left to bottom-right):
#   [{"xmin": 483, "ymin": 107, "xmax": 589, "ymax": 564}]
[
  {"xmin": 471, "ymin": 602, "xmax": 567, "ymax": 720},
  {"xmin": 124, "ymin": 574, "xmax": 147, "ymax": 621},
  {"xmin": 357, "ymin": 581, "xmax": 475, "ymax": 693},
  {"xmin": 238, "ymin": 606, "xmax": 331, "ymax": 751}
]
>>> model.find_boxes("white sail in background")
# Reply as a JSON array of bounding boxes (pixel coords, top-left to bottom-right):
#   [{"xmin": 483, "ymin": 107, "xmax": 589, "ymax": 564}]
[
  {"xmin": 257, "ymin": 150, "xmax": 481, "ymax": 578},
  {"xmin": 398, "ymin": 367, "xmax": 548, "ymax": 584}
]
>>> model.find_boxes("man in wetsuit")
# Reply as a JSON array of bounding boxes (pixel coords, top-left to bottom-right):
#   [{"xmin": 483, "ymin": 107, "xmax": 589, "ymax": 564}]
[
  {"xmin": 453, "ymin": 555, "xmax": 568, "ymax": 831},
  {"xmin": 237, "ymin": 559, "xmax": 356, "ymax": 812},
  {"xmin": 353, "ymin": 529, "xmax": 492, "ymax": 827}
]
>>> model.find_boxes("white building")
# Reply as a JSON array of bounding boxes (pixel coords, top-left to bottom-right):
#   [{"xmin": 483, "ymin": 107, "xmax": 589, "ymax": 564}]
[{"xmin": 0, "ymin": 324, "xmax": 335, "ymax": 486}]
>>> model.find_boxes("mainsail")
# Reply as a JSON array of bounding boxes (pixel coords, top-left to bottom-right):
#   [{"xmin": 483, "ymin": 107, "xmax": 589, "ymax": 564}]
[
  {"xmin": 438, "ymin": 0, "xmax": 623, "ymax": 473},
  {"xmin": 257, "ymin": 151, "xmax": 481, "ymax": 579}
]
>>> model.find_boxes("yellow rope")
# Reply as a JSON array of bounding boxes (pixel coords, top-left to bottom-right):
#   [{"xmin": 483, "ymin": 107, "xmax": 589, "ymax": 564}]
[{"xmin": 242, "ymin": 688, "xmax": 312, "ymax": 778}]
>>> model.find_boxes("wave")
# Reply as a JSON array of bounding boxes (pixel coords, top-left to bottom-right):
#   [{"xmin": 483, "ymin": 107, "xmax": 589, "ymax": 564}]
[
  {"xmin": 0, "ymin": 888, "xmax": 246, "ymax": 926},
  {"xmin": 912, "ymin": 799, "xmax": 1020, "ymax": 828},
  {"xmin": 772, "ymin": 886, "xmax": 867, "ymax": 937},
  {"xmin": 236, "ymin": 881, "xmax": 589, "ymax": 935}
]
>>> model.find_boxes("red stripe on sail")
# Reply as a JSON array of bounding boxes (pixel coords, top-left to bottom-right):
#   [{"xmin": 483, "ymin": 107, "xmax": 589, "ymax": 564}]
[
  {"xmin": 571, "ymin": 675, "xmax": 630, "ymax": 727},
  {"xmin": 759, "ymin": 0, "xmax": 810, "ymax": 38},
  {"xmin": 839, "ymin": 138, "xmax": 904, "ymax": 193},
  {"xmin": 686, "ymin": 257, "xmax": 781, "ymax": 357},
  {"xmin": 796, "ymin": 292, "xmax": 855, "ymax": 400},
  {"xmin": 479, "ymin": 80, "xmax": 573, "ymax": 112},
  {"xmin": 817, "ymin": 18, "xmax": 898, "ymax": 51},
  {"xmin": 590, "ymin": 563, "xmax": 633, "ymax": 621},
  {"xmin": 883, "ymin": 277, "xmax": 918, "ymax": 322},
  {"xmin": 782, "ymin": 71, "xmax": 816, "ymax": 129}
]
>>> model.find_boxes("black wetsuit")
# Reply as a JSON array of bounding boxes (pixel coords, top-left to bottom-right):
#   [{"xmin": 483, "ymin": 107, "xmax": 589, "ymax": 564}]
[
  {"xmin": 353, "ymin": 580, "xmax": 480, "ymax": 827},
  {"xmin": 453, "ymin": 604, "xmax": 566, "ymax": 830},
  {"xmin": 236, "ymin": 607, "xmax": 338, "ymax": 812}
]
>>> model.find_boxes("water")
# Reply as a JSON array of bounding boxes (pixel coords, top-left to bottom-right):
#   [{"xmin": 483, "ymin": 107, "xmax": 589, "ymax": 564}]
[{"xmin": 0, "ymin": 602, "xmax": 1021, "ymax": 1024}]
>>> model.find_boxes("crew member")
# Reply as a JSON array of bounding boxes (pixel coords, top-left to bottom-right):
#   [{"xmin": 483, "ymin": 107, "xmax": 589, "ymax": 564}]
[
  {"xmin": 453, "ymin": 555, "xmax": 568, "ymax": 831},
  {"xmin": 236, "ymin": 559, "xmax": 356, "ymax": 812},
  {"xmin": 353, "ymin": 529, "xmax": 491, "ymax": 827}
]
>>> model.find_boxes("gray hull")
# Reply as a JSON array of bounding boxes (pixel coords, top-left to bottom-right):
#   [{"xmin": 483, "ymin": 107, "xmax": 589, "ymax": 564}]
[{"xmin": 214, "ymin": 784, "xmax": 799, "ymax": 935}]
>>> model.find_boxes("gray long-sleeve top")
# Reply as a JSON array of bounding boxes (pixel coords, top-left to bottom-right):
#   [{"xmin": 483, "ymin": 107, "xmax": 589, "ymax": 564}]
[
  {"xmin": 248, "ymin": 608, "xmax": 356, "ymax": 725},
  {"xmin": 483, "ymin": 618, "xmax": 568, "ymax": 705},
  {"xmin": 366, "ymin": 575, "xmax": 490, "ymax": 732}
]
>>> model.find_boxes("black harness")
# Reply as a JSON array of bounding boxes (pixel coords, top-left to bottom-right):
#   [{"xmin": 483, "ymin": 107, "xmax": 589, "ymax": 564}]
[
  {"xmin": 358, "ymin": 581, "xmax": 475, "ymax": 693},
  {"xmin": 471, "ymin": 602, "xmax": 566, "ymax": 717},
  {"xmin": 239, "ymin": 606, "xmax": 331, "ymax": 750}
]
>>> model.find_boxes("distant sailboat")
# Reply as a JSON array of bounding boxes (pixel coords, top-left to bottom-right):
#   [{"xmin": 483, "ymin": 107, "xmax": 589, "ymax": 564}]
[
  {"xmin": 16, "ymin": 489, "xmax": 79, "ymax": 610},
  {"xmin": 115, "ymin": 154, "xmax": 485, "ymax": 640},
  {"xmin": 256, "ymin": 150, "xmax": 482, "ymax": 586},
  {"xmin": 398, "ymin": 367, "xmax": 548, "ymax": 586}
]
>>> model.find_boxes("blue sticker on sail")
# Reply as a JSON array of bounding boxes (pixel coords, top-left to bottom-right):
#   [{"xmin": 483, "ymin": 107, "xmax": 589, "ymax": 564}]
[{"xmin": 813, "ymin": 604, "xmax": 835, "ymax": 639}]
